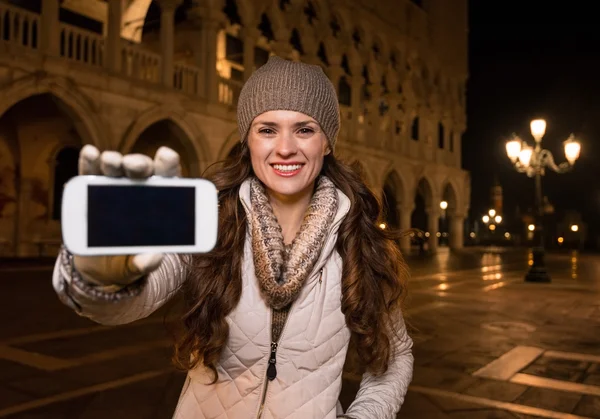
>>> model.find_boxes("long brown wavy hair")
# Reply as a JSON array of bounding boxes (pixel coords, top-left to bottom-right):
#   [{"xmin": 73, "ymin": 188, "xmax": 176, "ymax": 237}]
[{"xmin": 174, "ymin": 141, "xmax": 409, "ymax": 382}]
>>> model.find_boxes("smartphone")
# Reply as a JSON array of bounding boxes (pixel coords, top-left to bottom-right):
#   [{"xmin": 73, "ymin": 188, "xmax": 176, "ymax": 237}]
[{"xmin": 61, "ymin": 175, "xmax": 218, "ymax": 256}]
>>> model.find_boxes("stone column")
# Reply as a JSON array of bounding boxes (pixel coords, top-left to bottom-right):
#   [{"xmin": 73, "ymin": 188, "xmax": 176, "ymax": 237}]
[
  {"xmin": 326, "ymin": 56, "xmax": 344, "ymax": 95},
  {"xmin": 301, "ymin": 38, "xmax": 320, "ymax": 66},
  {"xmin": 350, "ymin": 70, "xmax": 364, "ymax": 140},
  {"xmin": 426, "ymin": 207, "xmax": 440, "ymax": 253},
  {"xmin": 454, "ymin": 127, "xmax": 464, "ymax": 167},
  {"xmin": 201, "ymin": 13, "xmax": 224, "ymax": 102},
  {"xmin": 158, "ymin": 0, "xmax": 182, "ymax": 87},
  {"xmin": 241, "ymin": 27, "xmax": 260, "ymax": 81},
  {"xmin": 449, "ymin": 214, "xmax": 465, "ymax": 249},
  {"xmin": 387, "ymin": 92, "xmax": 402, "ymax": 151},
  {"xmin": 40, "ymin": 0, "xmax": 60, "ymax": 55},
  {"xmin": 272, "ymin": 28, "xmax": 293, "ymax": 59},
  {"xmin": 398, "ymin": 204, "xmax": 413, "ymax": 254},
  {"xmin": 186, "ymin": 6, "xmax": 224, "ymax": 101},
  {"xmin": 206, "ymin": 19, "xmax": 221, "ymax": 102},
  {"xmin": 105, "ymin": 0, "xmax": 123, "ymax": 72},
  {"xmin": 369, "ymin": 83, "xmax": 383, "ymax": 131}
]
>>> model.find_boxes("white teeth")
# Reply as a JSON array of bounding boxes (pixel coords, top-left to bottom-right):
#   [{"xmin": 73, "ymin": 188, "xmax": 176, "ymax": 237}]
[{"xmin": 273, "ymin": 164, "xmax": 302, "ymax": 172}]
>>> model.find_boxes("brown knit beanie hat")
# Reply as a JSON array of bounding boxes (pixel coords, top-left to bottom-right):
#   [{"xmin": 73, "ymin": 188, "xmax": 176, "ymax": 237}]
[{"xmin": 237, "ymin": 56, "xmax": 340, "ymax": 150}]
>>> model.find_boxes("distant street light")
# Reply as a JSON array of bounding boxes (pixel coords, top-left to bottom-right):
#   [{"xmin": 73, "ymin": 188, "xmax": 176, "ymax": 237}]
[
  {"xmin": 505, "ymin": 119, "xmax": 581, "ymax": 282},
  {"xmin": 440, "ymin": 201, "xmax": 448, "ymax": 210},
  {"xmin": 571, "ymin": 224, "xmax": 579, "ymax": 232}
]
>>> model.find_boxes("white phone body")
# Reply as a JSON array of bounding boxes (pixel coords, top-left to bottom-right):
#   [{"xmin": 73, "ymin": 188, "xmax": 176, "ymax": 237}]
[{"xmin": 61, "ymin": 175, "xmax": 218, "ymax": 256}]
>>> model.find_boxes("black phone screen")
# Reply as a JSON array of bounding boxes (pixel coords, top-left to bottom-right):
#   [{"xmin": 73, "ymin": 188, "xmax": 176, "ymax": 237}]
[{"xmin": 87, "ymin": 185, "xmax": 196, "ymax": 247}]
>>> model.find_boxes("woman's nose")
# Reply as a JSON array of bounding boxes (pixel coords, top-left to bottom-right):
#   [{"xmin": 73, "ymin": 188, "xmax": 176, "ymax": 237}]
[{"xmin": 275, "ymin": 130, "xmax": 298, "ymax": 156}]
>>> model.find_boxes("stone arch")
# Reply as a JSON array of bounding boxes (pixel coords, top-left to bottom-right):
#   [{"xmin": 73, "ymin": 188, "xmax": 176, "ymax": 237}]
[
  {"xmin": 223, "ymin": 0, "xmax": 242, "ymax": 25},
  {"xmin": 218, "ymin": 127, "xmax": 242, "ymax": 160},
  {"xmin": 440, "ymin": 177, "xmax": 461, "ymax": 215},
  {"xmin": 289, "ymin": 27, "xmax": 305, "ymax": 56},
  {"xmin": 411, "ymin": 175, "xmax": 434, "ymax": 232},
  {"xmin": 122, "ymin": 0, "xmax": 231, "ymax": 41},
  {"xmin": 346, "ymin": 47, "xmax": 364, "ymax": 74},
  {"xmin": 382, "ymin": 170, "xmax": 406, "ymax": 229},
  {"xmin": 329, "ymin": 9, "xmax": 352, "ymax": 43},
  {"xmin": 301, "ymin": 0, "xmax": 319, "ymax": 26},
  {"xmin": 371, "ymin": 32, "xmax": 388, "ymax": 64},
  {"xmin": 264, "ymin": 1, "xmax": 287, "ymax": 37},
  {"xmin": 257, "ymin": 11, "xmax": 276, "ymax": 43},
  {"xmin": 0, "ymin": 92, "xmax": 91, "ymax": 250},
  {"xmin": 307, "ymin": 0, "xmax": 329, "ymax": 22},
  {"xmin": 121, "ymin": 0, "xmax": 152, "ymax": 42},
  {"xmin": 0, "ymin": 75, "xmax": 106, "ymax": 150},
  {"xmin": 389, "ymin": 44, "xmax": 404, "ymax": 73},
  {"xmin": 232, "ymin": 0, "xmax": 256, "ymax": 26},
  {"xmin": 119, "ymin": 106, "xmax": 209, "ymax": 177},
  {"xmin": 348, "ymin": 159, "xmax": 374, "ymax": 187},
  {"xmin": 319, "ymin": 34, "xmax": 343, "ymax": 67},
  {"xmin": 352, "ymin": 21, "xmax": 372, "ymax": 56}
]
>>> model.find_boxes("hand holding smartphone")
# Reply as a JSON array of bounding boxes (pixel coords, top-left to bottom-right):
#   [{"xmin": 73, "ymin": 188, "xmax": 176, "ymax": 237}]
[{"xmin": 61, "ymin": 145, "xmax": 218, "ymax": 287}]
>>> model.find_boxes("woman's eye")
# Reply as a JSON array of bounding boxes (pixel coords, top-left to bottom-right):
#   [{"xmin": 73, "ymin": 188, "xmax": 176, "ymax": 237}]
[
  {"xmin": 259, "ymin": 128, "xmax": 274, "ymax": 134},
  {"xmin": 298, "ymin": 128, "xmax": 314, "ymax": 135}
]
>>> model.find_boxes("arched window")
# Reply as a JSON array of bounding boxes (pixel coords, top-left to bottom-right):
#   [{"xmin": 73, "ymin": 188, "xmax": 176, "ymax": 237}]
[
  {"xmin": 338, "ymin": 76, "xmax": 351, "ymax": 106},
  {"xmin": 411, "ymin": 117, "xmax": 419, "ymax": 141}
]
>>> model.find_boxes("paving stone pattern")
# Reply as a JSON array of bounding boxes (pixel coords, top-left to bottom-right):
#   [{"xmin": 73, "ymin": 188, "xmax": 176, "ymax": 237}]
[{"xmin": 2, "ymin": 249, "xmax": 600, "ymax": 418}]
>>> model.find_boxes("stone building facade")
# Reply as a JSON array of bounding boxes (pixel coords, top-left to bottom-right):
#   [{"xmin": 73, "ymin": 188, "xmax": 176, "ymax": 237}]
[{"xmin": 0, "ymin": 0, "xmax": 469, "ymax": 257}]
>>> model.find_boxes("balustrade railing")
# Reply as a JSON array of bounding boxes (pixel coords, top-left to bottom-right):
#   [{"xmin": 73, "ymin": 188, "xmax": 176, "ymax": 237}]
[
  {"xmin": 174, "ymin": 62, "xmax": 200, "ymax": 95},
  {"xmin": 59, "ymin": 22, "xmax": 104, "ymax": 66},
  {"xmin": 0, "ymin": 3, "xmax": 39, "ymax": 50},
  {"xmin": 218, "ymin": 77, "xmax": 243, "ymax": 106},
  {"xmin": 121, "ymin": 44, "xmax": 161, "ymax": 83}
]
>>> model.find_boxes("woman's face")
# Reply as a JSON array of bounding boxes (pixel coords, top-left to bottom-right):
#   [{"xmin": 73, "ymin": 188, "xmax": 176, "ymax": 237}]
[{"xmin": 247, "ymin": 110, "xmax": 330, "ymax": 202}]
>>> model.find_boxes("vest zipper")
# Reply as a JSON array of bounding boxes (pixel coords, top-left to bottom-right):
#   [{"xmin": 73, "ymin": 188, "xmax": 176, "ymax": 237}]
[
  {"xmin": 256, "ymin": 268, "xmax": 326, "ymax": 418},
  {"xmin": 256, "ymin": 300, "xmax": 297, "ymax": 418}
]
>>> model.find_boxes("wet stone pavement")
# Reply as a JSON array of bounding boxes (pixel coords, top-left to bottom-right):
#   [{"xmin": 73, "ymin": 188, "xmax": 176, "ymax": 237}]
[{"xmin": 1, "ymin": 247, "xmax": 600, "ymax": 418}]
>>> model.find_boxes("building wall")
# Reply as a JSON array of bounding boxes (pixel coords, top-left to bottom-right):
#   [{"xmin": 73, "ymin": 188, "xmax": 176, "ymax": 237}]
[{"xmin": 0, "ymin": 0, "xmax": 470, "ymax": 257}]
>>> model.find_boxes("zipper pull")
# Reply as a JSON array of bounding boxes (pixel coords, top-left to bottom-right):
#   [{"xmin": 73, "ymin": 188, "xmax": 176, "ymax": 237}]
[
  {"xmin": 267, "ymin": 342, "xmax": 278, "ymax": 381},
  {"xmin": 319, "ymin": 268, "xmax": 323, "ymax": 285}
]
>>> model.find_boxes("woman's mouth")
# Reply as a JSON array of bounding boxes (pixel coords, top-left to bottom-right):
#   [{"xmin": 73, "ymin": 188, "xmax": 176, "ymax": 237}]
[{"xmin": 271, "ymin": 164, "xmax": 304, "ymax": 177}]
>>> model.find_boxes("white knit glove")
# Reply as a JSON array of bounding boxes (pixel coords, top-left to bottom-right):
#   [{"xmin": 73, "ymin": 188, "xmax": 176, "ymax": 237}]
[{"xmin": 71, "ymin": 144, "xmax": 182, "ymax": 287}]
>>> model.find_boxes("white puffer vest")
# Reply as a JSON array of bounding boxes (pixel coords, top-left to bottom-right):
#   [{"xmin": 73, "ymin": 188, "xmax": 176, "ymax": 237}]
[{"xmin": 173, "ymin": 180, "xmax": 352, "ymax": 418}]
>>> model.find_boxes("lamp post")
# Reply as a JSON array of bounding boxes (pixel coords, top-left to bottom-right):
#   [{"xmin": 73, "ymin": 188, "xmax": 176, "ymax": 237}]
[
  {"xmin": 505, "ymin": 119, "xmax": 581, "ymax": 282},
  {"xmin": 482, "ymin": 209, "xmax": 502, "ymax": 244}
]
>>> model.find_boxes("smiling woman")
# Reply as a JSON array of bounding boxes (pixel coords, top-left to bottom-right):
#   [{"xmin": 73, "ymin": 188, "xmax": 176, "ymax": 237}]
[
  {"xmin": 247, "ymin": 111, "xmax": 331, "ymax": 227},
  {"xmin": 52, "ymin": 55, "xmax": 414, "ymax": 419}
]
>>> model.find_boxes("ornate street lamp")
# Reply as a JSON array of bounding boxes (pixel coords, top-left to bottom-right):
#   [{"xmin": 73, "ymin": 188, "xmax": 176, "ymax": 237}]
[{"xmin": 505, "ymin": 119, "xmax": 581, "ymax": 282}]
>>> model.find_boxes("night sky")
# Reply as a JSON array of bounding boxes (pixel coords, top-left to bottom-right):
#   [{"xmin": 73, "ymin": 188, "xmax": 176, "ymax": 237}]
[{"xmin": 465, "ymin": 1, "xmax": 600, "ymax": 237}]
